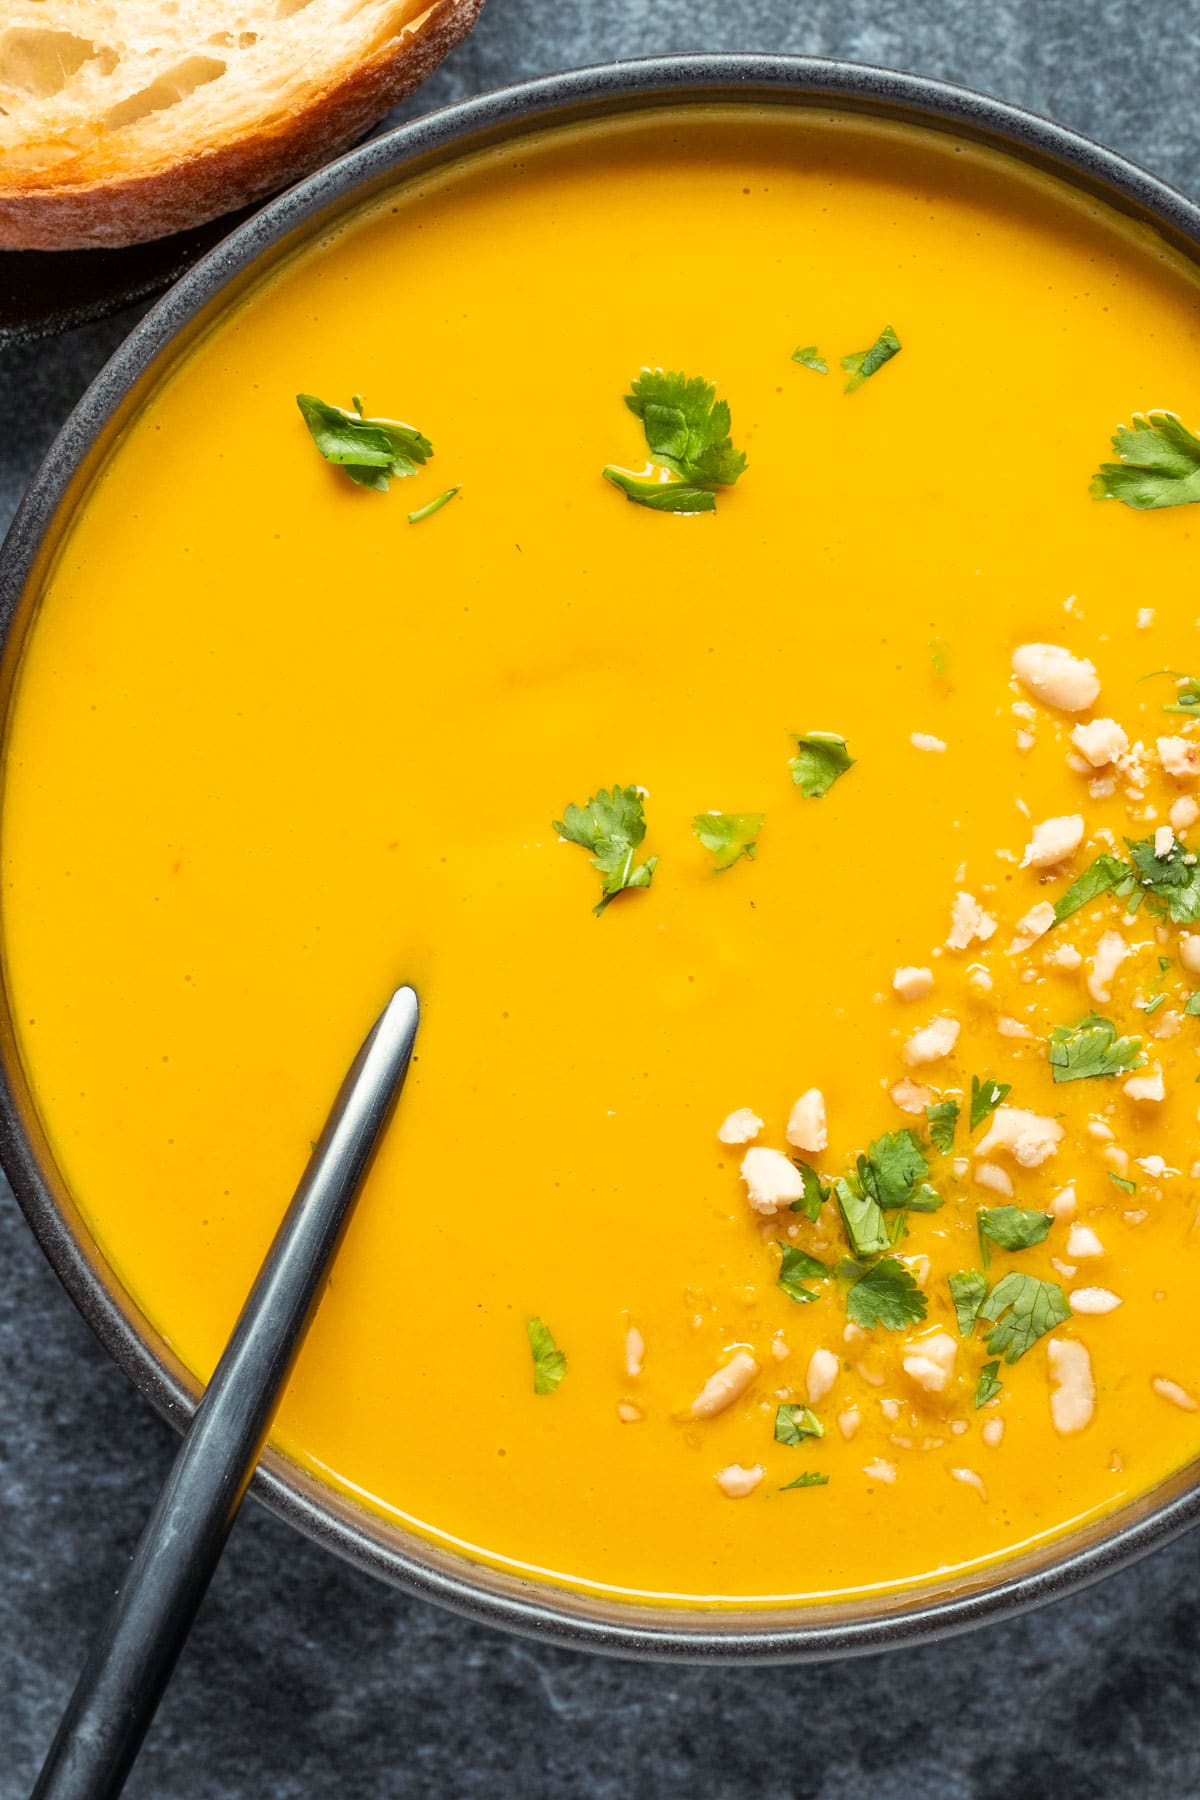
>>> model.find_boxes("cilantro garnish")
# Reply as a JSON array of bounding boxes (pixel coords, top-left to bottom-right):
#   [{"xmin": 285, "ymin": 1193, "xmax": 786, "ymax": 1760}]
[
  {"xmin": 948, "ymin": 1270, "xmax": 988, "ymax": 1336},
  {"xmin": 296, "ymin": 393, "xmax": 432, "ymax": 490},
  {"xmin": 1166, "ymin": 677, "xmax": 1200, "ymax": 714},
  {"xmin": 926, "ymin": 1099, "xmax": 959, "ymax": 1154},
  {"xmin": 1052, "ymin": 853, "xmax": 1133, "ymax": 924},
  {"xmin": 408, "ymin": 484, "xmax": 460, "ymax": 525},
  {"xmin": 834, "ymin": 1174, "xmax": 890, "ymax": 1259},
  {"xmin": 774, "ymin": 1404, "xmax": 825, "ymax": 1446},
  {"xmin": 553, "ymin": 786, "xmax": 658, "ymax": 916},
  {"xmin": 1125, "ymin": 834, "xmax": 1200, "ymax": 924},
  {"xmin": 526, "ymin": 1317, "xmax": 567, "ymax": 1394},
  {"xmin": 1048, "ymin": 1013, "xmax": 1144, "ymax": 1083},
  {"xmin": 791, "ymin": 345, "xmax": 829, "ymax": 374},
  {"xmin": 845, "ymin": 1257, "xmax": 928, "ymax": 1331},
  {"xmin": 977, "ymin": 1206, "xmax": 1053, "ymax": 1252},
  {"xmin": 1091, "ymin": 411, "xmax": 1200, "ymax": 509},
  {"xmin": 776, "ymin": 1243, "xmax": 829, "ymax": 1305},
  {"xmin": 842, "ymin": 324, "xmax": 901, "ymax": 393},
  {"xmin": 1142, "ymin": 669, "xmax": 1200, "ymax": 716},
  {"xmin": 602, "ymin": 471, "xmax": 717, "ymax": 514},
  {"xmin": 780, "ymin": 1471, "xmax": 830, "ymax": 1489},
  {"xmin": 978, "ymin": 1274, "xmax": 1070, "ymax": 1364},
  {"xmin": 975, "ymin": 1361, "xmax": 1003, "ymax": 1407},
  {"xmin": 692, "ymin": 811, "xmax": 763, "ymax": 872},
  {"xmin": 790, "ymin": 1161, "xmax": 830, "ymax": 1222},
  {"xmin": 969, "ymin": 1075, "xmax": 1012, "ymax": 1131},
  {"xmin": 857, "ymin": 1131, "xmax": 942, "ymax": 1213},
  {"xmin": 1185, "ymin": 991, "xmax": 1200, "ymax": 1017},
  {"xmin": 790, "ymin": 732, "xmax": 854, "ymax": 798},
  {"xmin": 603, "ymin": 369, "xmax": 747, "ymax": 512},
  {"xmin": 1108, "ymin": 1171, "xmax": 1137, "ymax": 1195}
]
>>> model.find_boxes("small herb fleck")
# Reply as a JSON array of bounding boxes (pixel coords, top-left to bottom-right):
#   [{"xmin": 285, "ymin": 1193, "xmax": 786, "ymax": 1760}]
[
  {"xmin": 970, "ymin": 1075, "xmax": 1012, "ymax": 1131},
  {"xmin": 842, "ymin": 324, "xmax": 902, "ymax": 394},
  {"xmin": 975, "ymin": 1361, "xmax": 1003, "ymax": 1407},
  {"xmin": 526, "ymin": 1317, "xmax": 567, "ymax": 1394},
  {"xmin": 408, "ymin": 484, "xmax": 460, "ymax": 525},
  {"xmin": 791, "ymin": 345, "xmax": 828, "ymax": 374},
  {"xmin": 692, "ymin": 811, "xmax": 764, "ymax": 872},
  {"xmin": 775, "ymin": 1404, "xmax": 825, "ymax": 1446},
  {"xmin": 790, "ymin": 732, "xmax": 854, "ymax": 798},
  {"xmin": 776, "ymin": 1243, "xmax": 829, "ymax": 1305}
]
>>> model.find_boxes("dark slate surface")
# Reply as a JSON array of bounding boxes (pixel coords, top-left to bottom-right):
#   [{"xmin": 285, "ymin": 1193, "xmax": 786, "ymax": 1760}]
[{"xmin": 3, "ymin": 4, "xmax": 1200, "ymax": 1794}]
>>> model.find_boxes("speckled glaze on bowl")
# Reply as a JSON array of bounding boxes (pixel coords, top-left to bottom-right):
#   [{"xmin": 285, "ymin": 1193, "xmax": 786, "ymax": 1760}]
[{"xmin": 4, "ymin": 55, "xmax": 1200, "ymax": 1662}]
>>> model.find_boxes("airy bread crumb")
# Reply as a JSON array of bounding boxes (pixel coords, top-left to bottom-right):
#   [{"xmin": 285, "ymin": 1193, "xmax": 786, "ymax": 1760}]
[{"xmin": 0, "ymin": 0, "xmax": 483, "ymax": 248}]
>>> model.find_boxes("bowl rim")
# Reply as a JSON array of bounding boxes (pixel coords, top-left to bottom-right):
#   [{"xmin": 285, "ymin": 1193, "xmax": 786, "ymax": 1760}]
[{"xmin": 5, "ymin": 51, "xmax": 1200, "ymax": 1663}]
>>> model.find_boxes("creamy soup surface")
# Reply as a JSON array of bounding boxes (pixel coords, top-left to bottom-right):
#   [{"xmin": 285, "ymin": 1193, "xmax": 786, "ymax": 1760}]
[{"xmin": 7, "ymin": 108, "xmax": 1200, "ymax": 1605}]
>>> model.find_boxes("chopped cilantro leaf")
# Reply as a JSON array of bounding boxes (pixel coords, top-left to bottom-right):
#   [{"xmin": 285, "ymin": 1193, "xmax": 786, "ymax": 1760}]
[
  {"xmin": 948, "ymin": 1270, "xmax": 988, "ymax": 1336},
  {"xmin": 780, "ymin": 1471, "xmax": 830, "ymax": 1489},
  {"xmin": 1108, "ymin": 1171, "xmax": 1137, "ymax": 1194},
  {"xmin": 1166, "ymin": 677, "xmax": 1200, "ymax": 715},
  {"xmin": 296, "ymin": 393, "xmax": 432, "ymax": 490},
  {"xmin": 834, "ymin": 1174, "xmax": 890, "ymax": 1259},
  {"xmin": 553, "ymin": 786, "xmax": 658, "ymax": 916},
  {"xmin": 1052, "ymin": 853, "xmax": 1132, "ymax": 924},
  {"xmin": 842, "ymin": 324, "xmax": 901, "ymax": 394},
  {"xmin": 857, "ymin": 1130, "xmax": 942, "ymax": 1213},
  {"xmin": 790, "ymin": 1161, "xmax": 830, "ymax": 1222},
  {"xmin": 845, "ymin": 1257, "xmax": 928, "ymax": 1331},
  {"xmin": 903, "ymin": 1185, "xmax": 945, "ymax": 1215},
  {"xmin": 692, "ymin": 811, "xmax": 764, "ymax": 872},
  {"xmin": 1091, "ymin": 411, "xmax": 1200, "ymax": 509},
  {"xmin": 790, "ymin": 732, "xmax": 854, "ymax": 798},
  {"xmin": 791, "ymin": 345, "xmax": 829, "ymax": 373},
  {"xmin": 969, "ymin": 1075, "xmax": 1012, "ymax": 1131},
  {"xmin": 1142, "ymin": 669, "xmax": 1200, "ymax": 715},
  {"xmin": 776, "ymin": 1243, "xmax": 829, "ymax": 1305},
  {"xmin": 774, "ymin": 1404, "xmax": 825, "ymax": 1446},
  {"xmin": 975, "ymin": 1361, "xmax": 1003, "ymax": 1407},
  {"xmin": 1125, "ymin": 833, "xmax": 1200, "ymax": 924},
  {"xmin": 978, "ymin": 1273, "xmax": 1070, "ymax": 1364},
  {"xmin": 625, "ymin": 369, "xmax": 748, "ymax": 486},
  {"xmin": 602, "ymin": 469, "xmax": 717, "ymax": 514},
  {"xmin": 978, "ymin": 1206, "xmax": 1053, "ymax": 1252},
  {"xmin": 1185, "ymin": 991, "xmax": 1200, "ymax": 1017},
  {"xmin": 1048, "ymin": 1013, "xmax": 1144, "ymax": 1083},
  {"xmin": 526, "ymin": 1317, "xmax": 567, "ymax": 1394},
  {"xmin": 926, "ymin": 1099, "xmax": 959, "ymax": 1154},
  {"xmin": 604, "ymin": 369, "xmax": 747, "ymax": 509}
]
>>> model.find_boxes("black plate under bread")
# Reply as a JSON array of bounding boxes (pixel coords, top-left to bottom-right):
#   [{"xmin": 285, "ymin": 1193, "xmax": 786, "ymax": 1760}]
[{"xmin": 0, "ymin": 203, "xmax": 258, "ymax": 349}]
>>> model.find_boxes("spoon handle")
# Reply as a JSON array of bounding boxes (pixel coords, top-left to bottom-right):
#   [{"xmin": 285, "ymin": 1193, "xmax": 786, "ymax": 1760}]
[{"xmin": 33, "ymin": 985, "xmax": 420, "ymax": 1800}]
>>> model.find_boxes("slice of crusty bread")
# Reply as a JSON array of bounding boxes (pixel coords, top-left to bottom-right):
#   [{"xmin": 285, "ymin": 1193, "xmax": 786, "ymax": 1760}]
[{"xmin": 0, "ymin": 0, "xmax": 484, "ymax": 251}]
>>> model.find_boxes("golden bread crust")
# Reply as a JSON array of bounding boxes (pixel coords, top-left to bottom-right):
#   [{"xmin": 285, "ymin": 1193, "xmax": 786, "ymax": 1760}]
[{"xmin": 0, "ymin": 0, "xmax": 484, "ymax": 251}]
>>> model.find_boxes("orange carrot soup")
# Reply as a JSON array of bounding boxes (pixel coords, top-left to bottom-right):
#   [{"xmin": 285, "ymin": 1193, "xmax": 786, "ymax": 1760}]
[{"xmin": 6, "ymin": 106, "xmax": 1200, "ymax": 1607}]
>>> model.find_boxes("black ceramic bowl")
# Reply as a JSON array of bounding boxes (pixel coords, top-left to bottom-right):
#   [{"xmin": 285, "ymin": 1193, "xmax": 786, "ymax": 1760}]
[{"xmin": 5, "ymin": 55, "xmax": 1200, "ymax": 1663}]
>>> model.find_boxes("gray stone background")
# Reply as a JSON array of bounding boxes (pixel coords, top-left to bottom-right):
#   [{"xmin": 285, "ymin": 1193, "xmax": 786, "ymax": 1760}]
[{"xmin": 4, "ymin": 2, "xmax": 1200, "ymax": 1794}]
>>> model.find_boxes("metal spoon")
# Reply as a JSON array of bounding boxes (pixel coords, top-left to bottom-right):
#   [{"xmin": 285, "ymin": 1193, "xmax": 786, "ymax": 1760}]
[{"xmin": 32, "ymin": 984, "xmax": 420, "ymax": 1800}]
